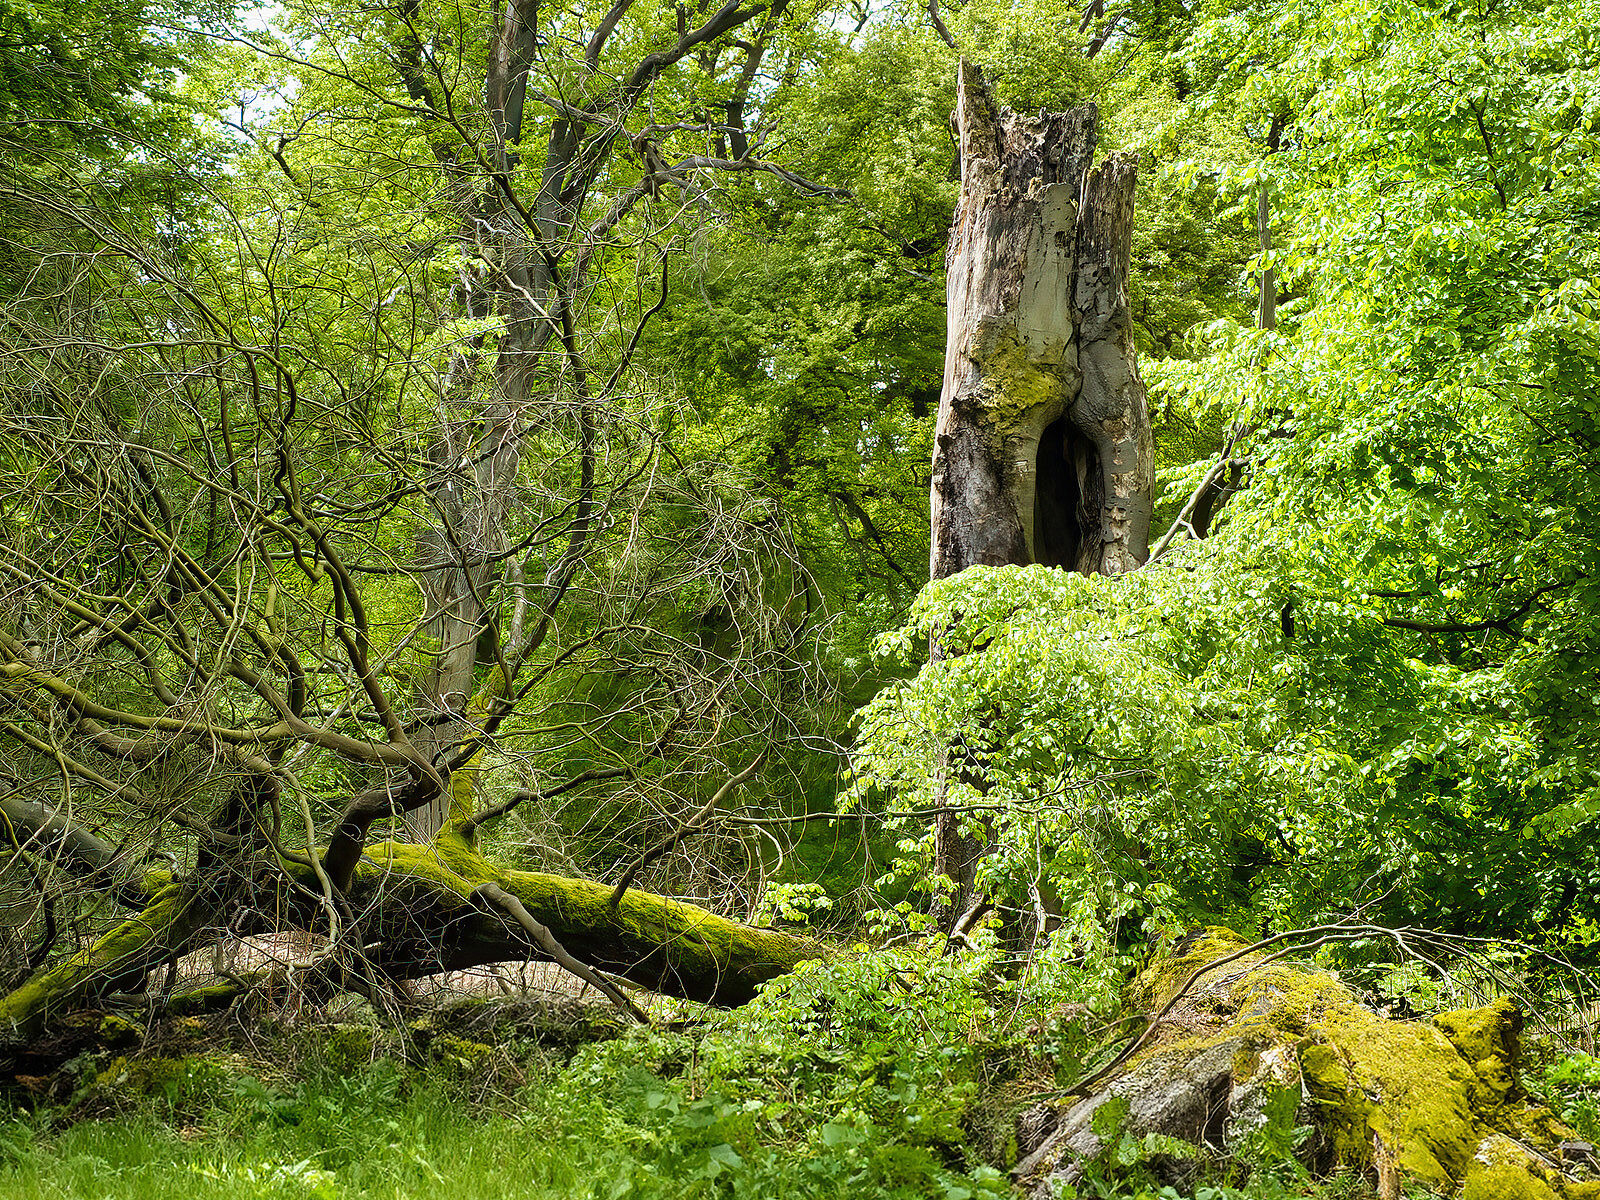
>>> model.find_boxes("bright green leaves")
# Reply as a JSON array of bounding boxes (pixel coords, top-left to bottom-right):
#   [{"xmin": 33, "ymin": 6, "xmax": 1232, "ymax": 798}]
[{"xmin": 942, "ymin": 0, "xmax": 1600, "ymax": 939}]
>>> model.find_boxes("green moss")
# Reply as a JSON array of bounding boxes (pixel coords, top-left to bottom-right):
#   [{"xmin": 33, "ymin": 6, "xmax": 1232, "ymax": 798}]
[
  {"xmin": 1126, "ymin": 926, "xmax": 1256, "ymax": 1011},
  {"xmin": 1436, "ymin": 997, "xmax": 1521, "ymax": 1109},
  {"xmin": 319, "ymin": 1025, "xmax": 378, "ymax": 1075},
  {"xmin": 977, "ymin": 324, "xmax": 1069, "ymax": 418},
  {"xmin": 347, "ymin": 837, "xmax": 821, "ymax": 1005},
  {"xmin": 359, "ymin": 837, "xmax": 498, "ymax": 902},
  {"xmin": 1299, "ymin": 1043, "xmax": 1373, "ymax": 1163},
  {"xmin": 1464, "ymin": 1162, "xmax": 1562, "ymax": 1200},
  {"xmin": 1124, "ymin": 935, "xmax": 1583, "ymax": 1198},
  {"xmin": 426, "ymin": 1034, "xmax": 494, "ymax": 1077},
  {"xmin": 445, "ymin": 753, "xmax": 482, "ymax": 839},
  {"xmin": 1501, "ymin": 1100, "xmax": 1577, "ymax": 1150},
  {"xmin": 166, "ymin": 983, "xmax": 240, "ymax": 1016},
  {"xmin": 1328, "ymin": 1009, "xmax": 1479, "ymax": 1185},
  {"xmin": 1235, "ymin": 964, "xmax": 1350, "ymax": 1036},
  {"xmin": 97, "ymin": 1012, "xmax": 143, "ymax": 1048},
  {"xmin": 90, "ymin": 1053, "xmax": 235, "ymax": 1114}
]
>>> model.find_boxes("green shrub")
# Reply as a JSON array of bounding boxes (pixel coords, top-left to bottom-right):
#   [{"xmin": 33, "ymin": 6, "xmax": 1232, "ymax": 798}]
[{"xmin": 1536, "ymin": 1052, "xmax": 1600, "ymax": 1142}]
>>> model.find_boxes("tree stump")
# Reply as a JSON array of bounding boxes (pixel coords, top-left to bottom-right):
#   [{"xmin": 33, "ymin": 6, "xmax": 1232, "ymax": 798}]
[
  {"xmin": 930, "ymin": 60, "xmax": 1153, "ymax": 583},
  {"xmin": 929, "ymin": 62, "xmax": 1156, "ymax": 911}
]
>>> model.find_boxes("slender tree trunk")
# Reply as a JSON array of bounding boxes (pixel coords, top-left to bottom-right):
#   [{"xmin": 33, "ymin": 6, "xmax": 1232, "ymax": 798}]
[
  {"xmin": 408, "ymin": 6, "xmax": 566, "ymax": 838},
  {"xmin": 929, "ymin": 61, "xmax": 1154, "ymax": 914},
  {"xmin": 1255, "ymin": 114, "xmax": 1285, "ymax": 334}
]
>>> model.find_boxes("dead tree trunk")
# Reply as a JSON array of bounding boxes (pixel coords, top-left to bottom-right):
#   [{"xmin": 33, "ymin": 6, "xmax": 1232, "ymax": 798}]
[
  {"xmin": 931, "ymin": 60, "xmax": 1152, "ymax": 582},
  {"xmin": 930, "ymin": 61, "xmax": 1155, "ymax": 913}
]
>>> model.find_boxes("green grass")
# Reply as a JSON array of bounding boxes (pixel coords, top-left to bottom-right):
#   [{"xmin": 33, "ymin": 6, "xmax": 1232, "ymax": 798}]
[{"xmin": 0, "ymin": 1089, "xmax": 598, "ymax": 1200}]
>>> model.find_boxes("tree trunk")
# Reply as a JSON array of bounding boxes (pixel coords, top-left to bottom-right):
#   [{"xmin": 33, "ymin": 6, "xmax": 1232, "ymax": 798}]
[
  {"xmin": 930, "ymin": 62, "xmax": 1155, "ymax": 910},
  {"xmin": 0, "ymin": 836, "xmax": 820, "ymax": 1044},
  {"xmin": 407, "ymin": 1, "xmax": 560, "ymax": 840},
  {"xmin": 930, "ymin": 60, "xmax": 1153, "ymax": 584}
]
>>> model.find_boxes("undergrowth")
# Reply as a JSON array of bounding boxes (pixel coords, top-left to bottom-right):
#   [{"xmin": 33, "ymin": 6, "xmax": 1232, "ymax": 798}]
[{"xmin": 3, "ymin": 938, "xmax": 1591, "ymax": 1200}]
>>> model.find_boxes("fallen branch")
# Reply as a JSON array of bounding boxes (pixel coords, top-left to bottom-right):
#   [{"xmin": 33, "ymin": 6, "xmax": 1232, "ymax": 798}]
[{"xmin": 474, "ymin": 882, "xmax": 649, "ymax": 1024}]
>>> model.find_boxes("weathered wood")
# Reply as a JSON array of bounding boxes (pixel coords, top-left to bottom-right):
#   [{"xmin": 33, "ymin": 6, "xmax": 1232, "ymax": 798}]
[
  {"xmin": 930, "ymin": 60, "xmax": 1152, "ymax": 582},
  {"xmin": 1016, "ymin": 930, "xmax": 1586, "ymax": 1200},
  {"xmin": 1071, "ymin": 153, "xmax": 1155, "ymax": 575}
]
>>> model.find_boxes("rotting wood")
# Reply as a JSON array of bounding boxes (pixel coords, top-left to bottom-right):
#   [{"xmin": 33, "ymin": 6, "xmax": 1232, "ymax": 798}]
[
  {"xmin": 929, "ymin": 59, "xmax": 1153, "ymax": 584},
  {"xmin": 929, "ymin": 61, "xmax": 1155, "ymax": 911}
]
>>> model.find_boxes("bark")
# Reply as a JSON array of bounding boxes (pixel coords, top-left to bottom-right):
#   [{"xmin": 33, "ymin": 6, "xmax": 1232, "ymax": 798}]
[
  {"xmin": 929, "ymin": 62, "xmax": 1155, "ymax": 911},
  {"xmin": 1256, "ymin": 179, "xmax": 1276, "ymax": 333},
  {"xmin": 1255, "ymin": 114, "xmax": 1285, "ymax": 334},
  {"xmin": 930, "ymin": 60, "xmax": 1153, "ymax": 585}
]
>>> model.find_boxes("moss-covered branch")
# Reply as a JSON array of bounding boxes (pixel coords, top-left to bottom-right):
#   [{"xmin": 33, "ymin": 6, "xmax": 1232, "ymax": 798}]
[
  {"xmin": 0, "ymin": 882, "xmax": 208, "ymax": 1040},
  {"xmin": 346, "ymin": 836, "xmax": 822, "ymax": 1006}
]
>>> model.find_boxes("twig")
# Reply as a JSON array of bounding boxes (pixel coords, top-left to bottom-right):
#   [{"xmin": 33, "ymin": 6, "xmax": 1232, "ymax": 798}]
[
  {"xmin": 473, "ymin": 882, "xmax": 649, "ymax": 1024},
  {"xmin": 609, "ymin": 751, "xmax": 765, "ymax": 909}
]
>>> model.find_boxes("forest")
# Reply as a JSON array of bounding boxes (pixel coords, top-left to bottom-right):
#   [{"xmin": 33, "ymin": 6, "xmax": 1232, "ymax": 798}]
[{"xmin": 0, "ymin": 0, "xmax": 1598, "ymax": 1192}]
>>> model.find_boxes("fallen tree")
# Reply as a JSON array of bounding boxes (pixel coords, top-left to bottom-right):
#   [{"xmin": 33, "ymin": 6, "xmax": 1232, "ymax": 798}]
[
  {"xmin": 1016, "ymin": 929, "xmax": 1600, "ymax": 1200},
  {"xmin": 1, "ymin": 830, "xmax": 820, "ymax": 1046},
  {"xmin": 0, "ymin": 538, "xmax": 822, "ymax": 1067}
]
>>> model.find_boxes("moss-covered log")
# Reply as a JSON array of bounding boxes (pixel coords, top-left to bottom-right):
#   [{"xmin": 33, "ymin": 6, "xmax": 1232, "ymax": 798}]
[
  {"xmin": 1016, "ymin": 929, "xmax": 1600, "ymax": 1200},
  {"xmin": 343, "ymin": 836, "xmax": 821, "ymax": 1006},
  {"xmin": 1, "ymin": 831, "xmax": 821, "ymax": 1055},
  {"xmin": 0, "ymin": 880, "xmax": 207, "ymax": 1040}
]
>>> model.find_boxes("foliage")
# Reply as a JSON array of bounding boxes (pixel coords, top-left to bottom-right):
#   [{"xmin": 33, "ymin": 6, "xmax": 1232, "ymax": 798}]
[
  {"xmin": 0, "ymin": 949, "xmax": 1387, "ymax": 1199},
  {"xmin": 1533, "ymin": 1053, "xmax": 1600, "ymax": 1143},
  {"xmin": 0, "ymin": 0, "xmax": 213, "ymax": 156},
  {"xmin": 841, "ymin": 0, "xmax": 1600, "ymax": 951}
]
